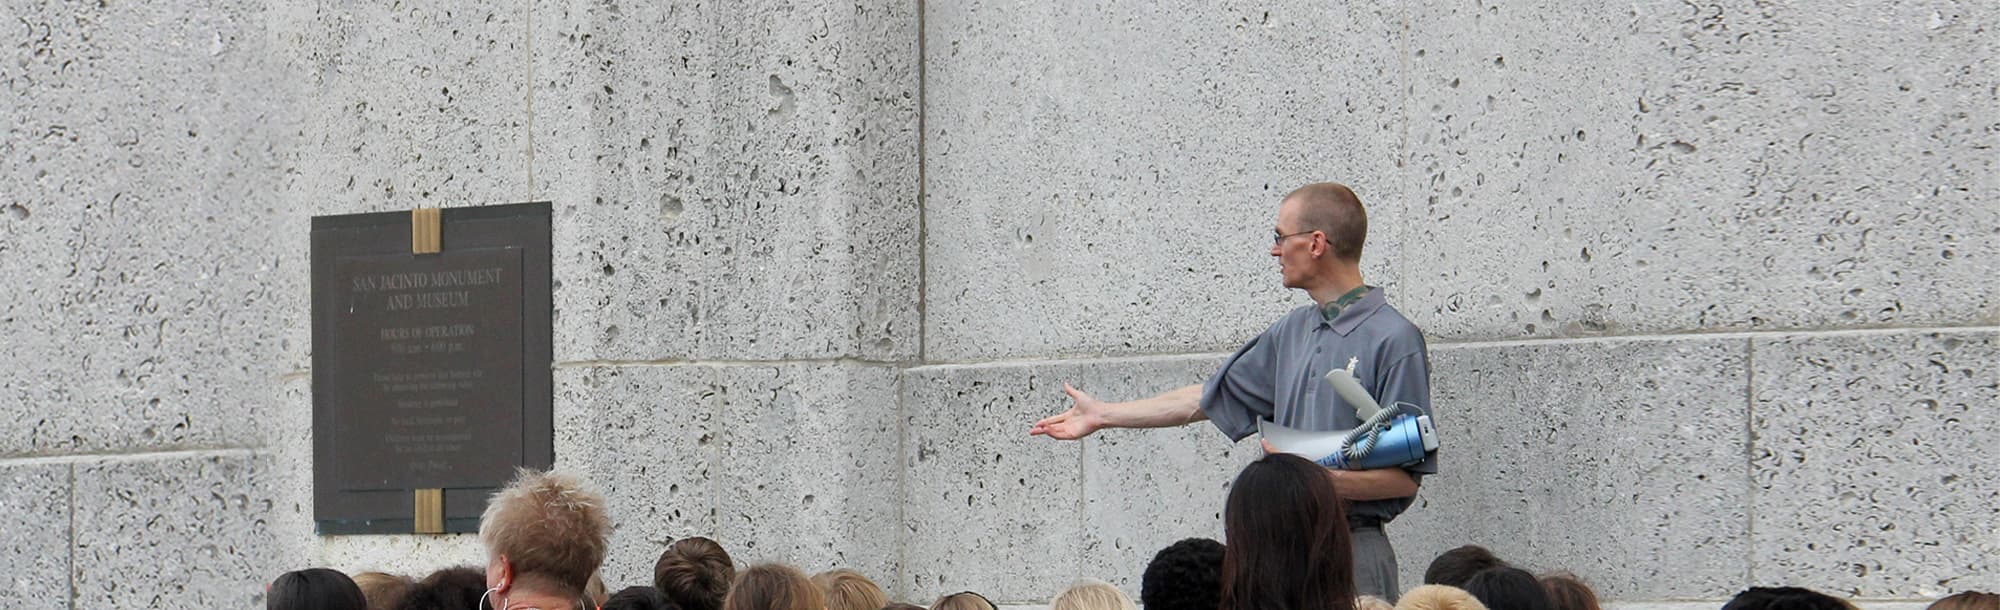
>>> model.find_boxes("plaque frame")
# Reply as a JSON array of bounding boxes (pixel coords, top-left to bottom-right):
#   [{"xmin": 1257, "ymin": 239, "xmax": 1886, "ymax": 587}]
[{"xmin": 310, "ymin": 202, "xmax": 553, "ymax": 535}]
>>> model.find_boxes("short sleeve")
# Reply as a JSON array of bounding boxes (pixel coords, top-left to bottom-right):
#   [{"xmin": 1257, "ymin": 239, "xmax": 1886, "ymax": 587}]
[
  {"xmin": 1201, "ymin": 328, "xmax": 1281, "ymax": 442},
  {"xmin": 1377, "ymin": 349, "xmax": 1437, "ymax": 475}
]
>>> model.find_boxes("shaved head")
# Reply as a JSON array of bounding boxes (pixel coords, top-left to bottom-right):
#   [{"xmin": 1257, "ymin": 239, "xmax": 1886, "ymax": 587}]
[{"xmin": 1283, "ymin": 183, "xmax": 1367, "ymax": 262}]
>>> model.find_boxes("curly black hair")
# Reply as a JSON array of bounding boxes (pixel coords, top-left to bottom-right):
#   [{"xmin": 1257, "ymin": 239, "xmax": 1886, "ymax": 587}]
[
  {"xmin": 1722, "ymin": 587, "xmax": 1854, "ymax": 610},
  {"xmin": 1140, "ymin": 538, "xmax": 1226, "ymax": 610},
  {"xmin": 393, "ymin": 566, "xmax": 486, "ymax": 610}
]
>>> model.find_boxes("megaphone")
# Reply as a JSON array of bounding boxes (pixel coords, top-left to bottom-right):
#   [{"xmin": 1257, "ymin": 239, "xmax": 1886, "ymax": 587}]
[
  {"xmin": 1259, "ymin": 415, "xmax": 1435, "ymax": 470},
  {"xmin": 1257, "ymin": 368, "xmax": 1438, "ymax": 470}
]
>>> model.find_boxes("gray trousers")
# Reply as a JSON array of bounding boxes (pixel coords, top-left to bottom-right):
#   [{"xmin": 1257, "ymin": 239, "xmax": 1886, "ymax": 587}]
[{"xmin": 1352, "ymin": 525, "xmax": 1400, "ymax": 602}]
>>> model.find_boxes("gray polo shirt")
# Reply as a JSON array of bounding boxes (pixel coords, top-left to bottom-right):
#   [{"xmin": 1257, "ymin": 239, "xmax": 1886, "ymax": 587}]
[{"xmin": 1200, "ymin": 287, "xmax": 1437, "ymax": 524}]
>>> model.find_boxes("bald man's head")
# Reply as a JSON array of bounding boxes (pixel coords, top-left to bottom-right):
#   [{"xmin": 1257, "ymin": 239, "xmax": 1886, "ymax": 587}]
[{"xmin": 1283, "ymin": 183, "xmax": 1366, "ymax": 262}]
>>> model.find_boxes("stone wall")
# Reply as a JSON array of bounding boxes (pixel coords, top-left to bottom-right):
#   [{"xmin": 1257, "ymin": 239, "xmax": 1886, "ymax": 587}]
[{"xmin": 0, "ymin": 0, "xmax": 1993, "ymax": 608}]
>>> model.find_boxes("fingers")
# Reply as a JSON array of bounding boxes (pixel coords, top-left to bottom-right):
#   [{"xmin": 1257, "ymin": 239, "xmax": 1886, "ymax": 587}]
[
  {"xmin": 1063, "ymin": 382, "xmax": 1083, "ymax": 400},
  {"xmin": 1030, "ymin": 410, "xmax": 1070, "ymax": 436},
  {"xmin": 1260, "ymin": 438, "xmax": 1277, "ymax": 454}
]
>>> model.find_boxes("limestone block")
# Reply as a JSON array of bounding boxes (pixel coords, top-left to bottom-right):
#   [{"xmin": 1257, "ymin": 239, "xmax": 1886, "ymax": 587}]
[
  {"xmin": 714, "ymin": 365, "xmax": 900, "ymax": 582},
  {"xmin": 266, "ymin": 1, "xmax": 544, "ymax": 372},
  {"xmin": 901, "ymin": 364, "xmax": 1081, "ymax": 602},
  {"xmin": 315, "ymin": 535, "xmax": 489, "ymax": 579},
  {"xmin": 0, "ymin": 0, "xmax": 297, "ymax": 454},
  {"xmin": 72, "ymin": 452, "xmax": 282, "ymax": 608},
  {"xmin": 1401, "ymin": 0, "xmax": 2000, "ymax": 340},
  {"xmin": 1392, "ymin": 337, "xmax": 1750, "ymax": 599},
  {"xmin": 554, "ymin": 362, "xmax": 900, "ymax": 589},
  {"xmin": 1750, "ymin": 330, "xmax": 2000, "ymax": 597},
  {"xmin": 0, "ymin": 462, "xmax": 69, "ymax": 608},
  {"xmin": 531, "ymin": 0, "xmax": 920, "ymax": 362},
  {"xmin": 273, "ymin": 2, "xmax": 531, "ymax": 214},
  {"xmin": 922, "ymin": 1, "xmax": 1411, "ymax": 361},
  {"xmin": 1076, "ymin": 358, "xmax": 1252, "ymax": 597},
  {"xmin": 556, "ymin": 366, "xmax": 722, "ymax": 587},
  {"xmin": 902, "ymin": 355, "xmax": 1240, "ymax": 602},
  {"xmin": 1080, "ymin": 426, "xmax": 1256, "ymax": 600}
]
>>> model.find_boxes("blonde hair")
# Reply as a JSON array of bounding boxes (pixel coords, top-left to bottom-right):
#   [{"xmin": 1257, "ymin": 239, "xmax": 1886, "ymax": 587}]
[
  {"xmin": 478, "ymin": 469, "xmax": 611, "ymax": 594},
  {"xmin": 1356, "ymin": 596, "xmax": 1396, "ymax": 610},
  {"xmin": 1397, "ymin": 585, "xmax": 1490, "ymax": 610},
  {"xmin": 1931, "ymin": 593, "xmax": 2000, "ymax": 610},
  {"xmin": 812, "ymin": 569, "xmax": 889, "ymax": 610},
  {"xmin": 587, "ymin": 572, "xmax": 609, "ymax": 607},
  {"xmin": 931, "ymin": 591, "xmax": 998, "ymax": 610},
  {"xmin": 727, "ymin": 563, "xmax": 824, "ymax": 610},
  {"xmin": 1053, "ymin": 580, "xmax": 1136, "ymax": 610},
  {"xmin": 350, "ymin": 571, "xmax": 413, "ymax": 610}
]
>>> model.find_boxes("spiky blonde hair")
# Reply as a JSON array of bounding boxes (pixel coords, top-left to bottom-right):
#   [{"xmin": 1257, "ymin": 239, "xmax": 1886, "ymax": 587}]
[
  {"xmin": 1053, "ymin": 579, "xmax": 1138, "ymax": 610},
  {"xmin": 478, "ymin": 469, "xmax": 610, "ymax": 593}
]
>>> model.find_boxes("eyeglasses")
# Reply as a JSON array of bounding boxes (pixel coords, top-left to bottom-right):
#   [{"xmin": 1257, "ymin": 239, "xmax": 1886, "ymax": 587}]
[{"xmin": 1273, "ymin": 230, "xmax": 1317, "ymax": 246}]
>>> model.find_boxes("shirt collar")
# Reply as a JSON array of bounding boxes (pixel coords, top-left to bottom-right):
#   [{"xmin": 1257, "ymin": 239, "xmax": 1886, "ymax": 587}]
[{"xmin": 1321, "ymin": 286, "xmax": 1387, "ymax": 336}]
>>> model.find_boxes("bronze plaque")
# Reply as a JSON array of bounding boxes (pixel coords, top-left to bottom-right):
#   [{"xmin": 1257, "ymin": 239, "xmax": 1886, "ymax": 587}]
[{"xmin": 311, "ymin": 203, "xmax": 552, "ymax": 534}]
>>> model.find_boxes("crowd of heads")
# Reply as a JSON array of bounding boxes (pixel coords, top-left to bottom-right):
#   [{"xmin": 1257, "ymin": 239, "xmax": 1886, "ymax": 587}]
[{"xmin": 269, "ymin": 465, "xmax": 1995, "ymax": 610}]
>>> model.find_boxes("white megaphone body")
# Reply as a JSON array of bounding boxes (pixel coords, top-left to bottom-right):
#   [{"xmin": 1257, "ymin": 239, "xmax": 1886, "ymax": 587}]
[{"xmin": 1257, "ymin": 368, "xmax": 1438, "ymax": 470}]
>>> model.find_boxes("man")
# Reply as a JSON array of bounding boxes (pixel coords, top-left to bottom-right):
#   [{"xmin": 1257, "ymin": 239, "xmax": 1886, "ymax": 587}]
[{"xmin": 1030, "ymin": 182, "xmax": 1434, "ymax": 600}]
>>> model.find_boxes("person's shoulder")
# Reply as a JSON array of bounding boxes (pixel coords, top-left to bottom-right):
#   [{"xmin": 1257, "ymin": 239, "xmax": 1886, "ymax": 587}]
[
  {"xmin": 1372, "ymin": 300, "xmax": 1424, "ymax": 333},
  {"xmin": 1370, "ymin": 299, "xmax": 1429, "ymax": 348}
]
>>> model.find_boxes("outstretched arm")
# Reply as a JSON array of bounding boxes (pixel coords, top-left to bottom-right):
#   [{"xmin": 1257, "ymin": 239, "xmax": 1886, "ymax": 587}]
[{"xmin": 1029, "ymin": 383, "xmax": 1208, "ymax": 440}]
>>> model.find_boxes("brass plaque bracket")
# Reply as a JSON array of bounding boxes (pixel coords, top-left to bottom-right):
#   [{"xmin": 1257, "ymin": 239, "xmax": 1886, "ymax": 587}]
[
  {"xmin": 411, "ymin": 208, "xmax": 442, "ymax": 254},
  {"xmin": 413, "ymin": 488, "xmax": 445, "ymax": 534}
]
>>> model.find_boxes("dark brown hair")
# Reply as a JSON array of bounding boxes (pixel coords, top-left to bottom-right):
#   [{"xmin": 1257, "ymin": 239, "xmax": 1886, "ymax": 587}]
[
  {"xmin": 1424, "ymin": 545, "xmax": 1507, "ymax": 588},
  {"xmin": 1284, "ymin": 183, "xmax": 1367, "ymax": 262},
  {"xmin": 268, "ymin": 568, "xmax": 366, "ymax": 610},
  {"xmin": 1219, "ymin": 453, "xmax": 1355, "ymax": 610},
  {"xmin": 655, "ymin": 537, "xmax": 738, "ymax": 610},
  {"xmin": 1539, "ymin": 572, "xmax": 1600, "ymax": 610},
  {"xmin": 1463, "ymin": 567, "xmax": 1553, "ymax": 610},
  {"xmin": 393, "ymin": 566, "xmax": 487, "ymax": 610}
]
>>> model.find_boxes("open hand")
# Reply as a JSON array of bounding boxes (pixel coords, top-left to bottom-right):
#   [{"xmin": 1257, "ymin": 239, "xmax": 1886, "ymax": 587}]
[{"xmin": 1029, "ymin": 383, "xmax": 1107, "ymax": 440}]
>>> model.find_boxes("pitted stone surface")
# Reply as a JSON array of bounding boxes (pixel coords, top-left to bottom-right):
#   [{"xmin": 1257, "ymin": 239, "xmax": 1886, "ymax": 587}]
[
  {"xmin": 0, "ymin": 462, "xmax": 69, "ymax": 608},
  {"xmin": 716, "ymin": 365, "xmax": 900, "ymax": 582},
  {"xmin": 923, "ymin": 1, "xmax": 1411, "ymax": 361},
  {"xmin": 555, "ymin": 363, "xmax": 900, "ymax": 588},
  {"xmin": 1393, "ymin": 337, "xmax": 1750, "ymax": 599},
  {"xmin": 532, "ymin": 0, "xmax": 920, "ymax": 362},
  {"xmin": 72, "ymin": 452, "xmax": 282, "ymax": 608},
  {"xmin": 0, "ymin": 0, "xmax": 297, "ymax": 455},
  {"xmin": 556, "ymin": 365, "xmax": 722, "ymax": 587},
  {"xmin": 902, "ymin": 362, "xmax": 1092, "ymax": 602},
  {"xmin": 1402, "ymin": 0, "xmax": 2000, "ymax": 341},
  {"xmin": 274, "ymin": 3, "xmax": 531, "ymax": 214},
  {"xmin": 1751, "ymin": 331, "xmax": 2000, "ymax": 597},
  {"xmin": 1076, "ymin": 358, "xmax": 1252, "ymax": 597},
  {"xmin": 316, "ymin": 535, "xmax": 488, "ymax": 578},
  {"xmin": 268, "ymin": 2, "xmax": 541, "ymax": 370}
]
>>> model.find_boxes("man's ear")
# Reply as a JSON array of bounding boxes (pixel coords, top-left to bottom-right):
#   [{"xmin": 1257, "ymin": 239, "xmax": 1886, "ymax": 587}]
[{"xmin": 1311, "ymin": 231, "xmax": 1329, "ymax": 258}]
